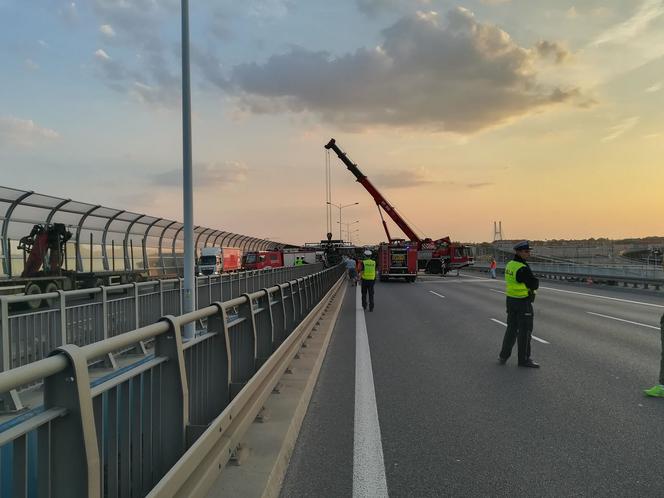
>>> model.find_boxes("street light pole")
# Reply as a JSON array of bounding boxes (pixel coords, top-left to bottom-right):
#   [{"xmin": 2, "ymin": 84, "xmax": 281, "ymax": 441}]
[
  {"xmin": 181, "ymin": 0, "xmax": 195, "ymax": 339},
  {"xmin": 327, "ymin": 201, "xmax": 358, "ymax": 241}
]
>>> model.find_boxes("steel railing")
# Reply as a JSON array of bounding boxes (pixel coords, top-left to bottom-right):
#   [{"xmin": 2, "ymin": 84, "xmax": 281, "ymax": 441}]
[
  {"xmin": 472, "ymin": 262, "xmax": 664, "ymax": 288},
  {"xmin": 0, "ymin": 262, "xmax": 345, "ymax": 498},
  {"xmin": 0, "ymin": 265, "xmax": 325, "ymax": 375}
]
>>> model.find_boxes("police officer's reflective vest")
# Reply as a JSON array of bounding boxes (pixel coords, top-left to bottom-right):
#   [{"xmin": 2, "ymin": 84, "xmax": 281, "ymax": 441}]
[
  {"xmin": 504, "ymin": 260, "xmax": 529, "ymax": 298},
  {"xmin": 295, "ymin": 258, "xmax": 303, "ymax": 266},
  {"xmin": 361, "ymin": 259, "xmax": 376, "ymax": 280}
]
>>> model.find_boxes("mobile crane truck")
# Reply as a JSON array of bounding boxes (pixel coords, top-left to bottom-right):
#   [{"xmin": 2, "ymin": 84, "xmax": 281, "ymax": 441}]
[{"xmin": 324, "ymin": 139, "xmax": 473, "ymax": 279}]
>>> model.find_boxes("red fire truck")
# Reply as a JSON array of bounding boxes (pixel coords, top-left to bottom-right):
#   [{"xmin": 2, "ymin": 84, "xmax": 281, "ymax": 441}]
[
  {"xmin": 377, "ymin": 241, "xmax": 418, "ymax": 282},
  {"xmin": 325, "ymin": 138, "xmax": 473, "ymax": 276}
]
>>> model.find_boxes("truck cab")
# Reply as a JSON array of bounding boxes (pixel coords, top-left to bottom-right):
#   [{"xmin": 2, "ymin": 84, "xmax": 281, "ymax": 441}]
[
  {"xmin": 198, "ymin": 247, "xmax": 242, "ymax": 275},
  {"xmin": 198, "ymin": 247, "xmax": 223, "ymax": 275}
]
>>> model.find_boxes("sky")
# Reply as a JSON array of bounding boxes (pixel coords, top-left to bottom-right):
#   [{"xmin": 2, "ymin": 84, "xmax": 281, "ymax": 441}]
[{"xmin": 0, "ymin": 0, "xmax": 663, "ymax": 245}]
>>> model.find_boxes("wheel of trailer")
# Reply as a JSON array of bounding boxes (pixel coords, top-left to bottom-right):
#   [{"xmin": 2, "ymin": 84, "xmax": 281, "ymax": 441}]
[
  {"xmin": 43, "ymin": 281, "xmax": 60, "ymax": 308},
  {"xmin": 24, "ymin": 282, "xmax": 43, "ymax": 310}
]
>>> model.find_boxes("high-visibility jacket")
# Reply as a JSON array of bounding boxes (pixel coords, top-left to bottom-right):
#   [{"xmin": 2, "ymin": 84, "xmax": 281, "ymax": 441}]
[
  {"xmin": 361, "ymin": 259, "xmax": 376, "ymax": 280},
  {"xmin": 295, "ymin": 259, "xmax": 303, "ymax": 266},
  {"xmin": 504, "ymin": 260, "xmax": 529, "ymax": 298}
]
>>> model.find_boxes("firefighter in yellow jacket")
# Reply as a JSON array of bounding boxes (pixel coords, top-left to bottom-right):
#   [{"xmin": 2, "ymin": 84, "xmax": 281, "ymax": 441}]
[{"xmin": 499, "ymin": 241, "xmax": 540, "ymax": 368}]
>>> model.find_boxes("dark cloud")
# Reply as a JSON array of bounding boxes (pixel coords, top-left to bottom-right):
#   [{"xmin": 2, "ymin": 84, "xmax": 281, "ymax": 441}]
[
  {"xmin": 92, "ymin": 0, "xmax": 166, "ymax": 52},
  {"xmin": 535, "ymin": 40, "xmax": 570, "ymax": 64},
  {"xmin": 92, "ymin": 47, "xmax": 180, "ymax": 107},
  {"xmin": 90, "ymin": 1, "xmax": 181, "ymax": 107},
  {"xmin": 227, "ymin": 8, "xmax": 589, "ymax": 133},
  {"xmin": 152, "ymin": 161, "xmax": 249, "ymax": 189}
]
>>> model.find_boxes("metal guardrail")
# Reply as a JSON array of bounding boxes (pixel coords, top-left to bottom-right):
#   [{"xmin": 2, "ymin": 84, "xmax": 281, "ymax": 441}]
[
  {"xmin": 0, "ymin": 264, "xmax": 325, "ymax": 412},
  {"xmin": 473, "ymin": 262, "xmax": 664, "ymax": 289},
  {"xmin": 0, "ymin": 262, "xmax": 345, "ymax": 497}
]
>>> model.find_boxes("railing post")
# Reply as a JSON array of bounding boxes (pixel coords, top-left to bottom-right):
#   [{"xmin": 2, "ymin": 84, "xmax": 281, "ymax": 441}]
[
  {"xmin": 45, "ymin": 345, "xmax": 101, "ymax": 498},
  {"xmin": 1, "ymin": 297, "xmax": 10, "ymax": 372},
  {"xmin": 101, "ymin": 286, "xmax": 109, "ymax": 340},
  {"xmin": 133, "ymin": 282, "xmax": 140, "ymax": 330},
  {"xmin": 57, "ymin": 290, "xmax": 67, "ymax": 346},
  {"xmin": 159, "ymin": 279, "xmax": 165, "ymax": 316},
  {"xmin": 155, "ymin": 315, "xmax": 190, "ymax": 475}
]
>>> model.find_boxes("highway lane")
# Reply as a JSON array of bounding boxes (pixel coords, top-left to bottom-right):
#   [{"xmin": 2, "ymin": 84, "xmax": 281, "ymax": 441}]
[{"xmin": 282, "ymin": 275, "xmax": 664, "ymax": 497}]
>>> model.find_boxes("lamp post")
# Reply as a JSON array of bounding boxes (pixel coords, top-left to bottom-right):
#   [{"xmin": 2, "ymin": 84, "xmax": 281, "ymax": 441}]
[
  {"xmin": 337, "ymin": 220, "xmax": 359, "ymax": 243},
  {"xmin": 327, "ymin": 201, "xmax": 358, "ymax": 241},
  {"xmin": 181, "ymin": 0, "xmax": 195, "ymax": 339}
]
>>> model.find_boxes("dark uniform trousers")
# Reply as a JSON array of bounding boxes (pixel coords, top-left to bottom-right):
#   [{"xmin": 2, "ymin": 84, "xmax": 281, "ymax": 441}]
[
  {"xmin": 500, "ymin": 297, "xmax": 534, "ymax": 363},
  {"xmin": 361, "ymin": 279, "xmax": 375, "ymax": 309},
  {"xmin": 659, "ymin": 314, "xmax": 664, "ymax": 385}
]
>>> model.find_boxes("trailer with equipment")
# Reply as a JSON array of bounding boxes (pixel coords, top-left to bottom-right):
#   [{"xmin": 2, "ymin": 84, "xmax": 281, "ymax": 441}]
[{"xmin": 1, "ymin": 223, "xmax": 147, "ymax": 309}]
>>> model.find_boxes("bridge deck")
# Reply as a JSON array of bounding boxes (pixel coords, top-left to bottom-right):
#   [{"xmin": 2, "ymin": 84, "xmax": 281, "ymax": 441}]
[{"xmin": 282, "ymin": 274, "xmax": 664, "ymax": 497}]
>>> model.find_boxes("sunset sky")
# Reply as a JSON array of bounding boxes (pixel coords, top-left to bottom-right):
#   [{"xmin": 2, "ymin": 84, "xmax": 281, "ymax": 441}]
[{"xmin": 1, "ymin": 0, "xmax": 663, "ymax": 245}]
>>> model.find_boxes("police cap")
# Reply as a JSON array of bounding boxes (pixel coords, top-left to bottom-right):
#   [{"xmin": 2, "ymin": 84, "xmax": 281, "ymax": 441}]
[{"xmin": 513, "ymin": 240, "xmax": 531, "ymax": 251}]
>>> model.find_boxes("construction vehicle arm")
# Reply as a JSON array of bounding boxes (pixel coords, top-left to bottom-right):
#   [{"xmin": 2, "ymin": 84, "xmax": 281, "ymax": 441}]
[{"xmin": 325, "ymin": 138, "xmax": 421, "ymax": 243}]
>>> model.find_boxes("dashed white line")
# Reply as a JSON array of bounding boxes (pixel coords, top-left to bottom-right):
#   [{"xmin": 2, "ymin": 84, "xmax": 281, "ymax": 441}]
[
  {"xmin": 586, "ymin": 311, "xmax": 660, "ymax": 330},
  {"xmin": 429, "ymin": 290, "xmax": 446, "ymax": 299},
  {"xmin": 354, "ymin": 285, "xmax": 389, "ymax": 498},
  {"xmin": 490, "ymin": 318, "xmax": 550, "ymax": 344}
]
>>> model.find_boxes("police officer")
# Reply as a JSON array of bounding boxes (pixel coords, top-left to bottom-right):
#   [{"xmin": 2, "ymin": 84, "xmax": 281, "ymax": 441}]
[
  {"xmin": 360, "ymin": 249, "xmax": 376, "ymax": 311},
  {"xmin": 499, "ymin": 240, "xmax": 540, "ymax": 368}
]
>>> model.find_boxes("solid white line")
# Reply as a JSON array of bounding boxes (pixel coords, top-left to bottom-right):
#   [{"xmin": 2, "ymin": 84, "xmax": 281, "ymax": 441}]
[
  {"xmin": 354, "ymin": 285, "xmax": 389, "ymax": 498},
  {"xmin": 586, "ymin": 311, "xmax": 660, "ymax": 330},
  {"xmin": 540, "ymin": 286, "xmax": 664, "ymax": 308},
  {"xmin": 429, "ymin": 290, "xmax": 445, "ymax": 299},
  {"xmin": 418, "ymin": 280, "xmax": 497, "ymax": 284},
  {"xmin": 489, "ymin": 289, "xmax": 504, "ymax": 295},
  {"xmin": 489, "ymin": 318, "xmax": 550, "ymax": 344}
]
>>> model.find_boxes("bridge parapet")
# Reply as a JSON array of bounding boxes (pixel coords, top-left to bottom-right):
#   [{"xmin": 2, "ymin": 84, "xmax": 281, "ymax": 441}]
[{"xmin": 0, "ymin": 263, "xmax": 344, "ymax": 497}]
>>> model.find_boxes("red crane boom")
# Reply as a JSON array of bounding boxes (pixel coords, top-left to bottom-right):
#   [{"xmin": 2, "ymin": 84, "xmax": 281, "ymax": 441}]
[
  {"xmin": 324, "ymin": 139, "xmax": 420, "ymax": 243},
  {"xmin": 325, "ymin": 138, "xmax": 473, "ymax": 275}
]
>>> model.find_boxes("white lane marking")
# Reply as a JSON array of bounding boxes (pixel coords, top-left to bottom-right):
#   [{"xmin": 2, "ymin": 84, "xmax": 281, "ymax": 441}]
[
  {"xmin": 354, "ymin": 285, "xmax": 389, "ymax": 498},
  {"xmin": 429, "ymin": 290, "xmax": 445, "ymax": 299},
  {"xmin": 489, "ymin": 289, "xmax": 504, "ymax": 295},
  {"xmin": 490, "ymin": 318, "xmax": 550, "ymax": 344},
  {"xmin": 540, "ymin": 286, "xmax": 664, "ymax": 309},
  {"xmin": 586, "ymin": 311, "xmax": 660, "ymax": 330}
]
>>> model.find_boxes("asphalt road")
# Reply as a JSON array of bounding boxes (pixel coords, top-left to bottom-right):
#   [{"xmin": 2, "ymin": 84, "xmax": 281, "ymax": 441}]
[{"xmin": 281, "ymin": 273, "xmax": 664, "ymax": 497}]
